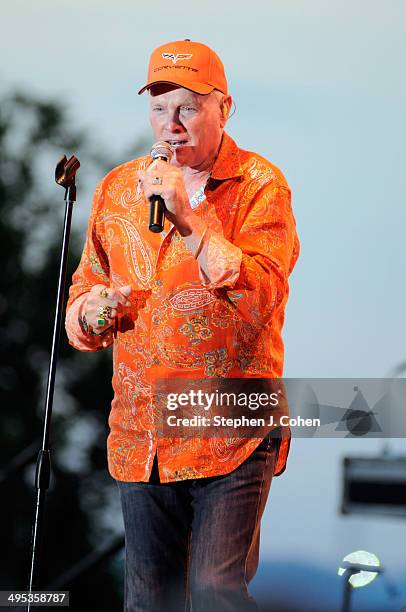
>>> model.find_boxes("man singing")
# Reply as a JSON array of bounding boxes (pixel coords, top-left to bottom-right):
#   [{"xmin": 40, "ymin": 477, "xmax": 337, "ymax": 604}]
[{"xmin": 65, "ymin": 39, "xmax": 300, "ymax": 612}]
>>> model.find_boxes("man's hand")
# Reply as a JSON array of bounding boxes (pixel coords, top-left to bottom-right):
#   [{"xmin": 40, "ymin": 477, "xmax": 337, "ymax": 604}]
[
  {"xmin": 83, "ymin": 284, "xmax": 132, "ymax": 334},
  {"xmin": 137, "ymin": 160, "xmax": 195, "ymax": 235}
]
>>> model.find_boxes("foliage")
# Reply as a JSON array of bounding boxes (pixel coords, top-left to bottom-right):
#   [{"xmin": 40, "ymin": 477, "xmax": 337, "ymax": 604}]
[{"xmin": 0, "ymin": 91, "xmax": 146, "ymax": 607}]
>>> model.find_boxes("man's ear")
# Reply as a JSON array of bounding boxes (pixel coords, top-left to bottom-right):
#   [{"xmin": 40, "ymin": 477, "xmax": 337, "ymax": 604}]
[{"xmin": 220, "ymin": 95, "xmax": 232, "ymax": 126}]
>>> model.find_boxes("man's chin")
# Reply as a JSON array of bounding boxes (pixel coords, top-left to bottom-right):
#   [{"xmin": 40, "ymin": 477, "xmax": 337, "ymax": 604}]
[{"xmin": 171, "ymin": 147, "xmax": 194, "ymax": 166}]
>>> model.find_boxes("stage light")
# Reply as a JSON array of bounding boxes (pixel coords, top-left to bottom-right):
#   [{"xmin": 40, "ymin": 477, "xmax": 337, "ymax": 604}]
[{"xmin": 337, "ymin": 550, "xmax": 381, "ymax": 588}]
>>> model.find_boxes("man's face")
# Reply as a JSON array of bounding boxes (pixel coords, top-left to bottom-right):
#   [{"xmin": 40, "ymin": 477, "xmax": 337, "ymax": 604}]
[{"xmin": 149, "ymin": 85, "xmax": 229, "ymax": 170}]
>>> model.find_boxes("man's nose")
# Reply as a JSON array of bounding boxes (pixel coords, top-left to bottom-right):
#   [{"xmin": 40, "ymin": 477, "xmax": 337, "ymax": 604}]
[{"xmin": 165, "ymin": 110, "xmax": 183, "ymax": 132}]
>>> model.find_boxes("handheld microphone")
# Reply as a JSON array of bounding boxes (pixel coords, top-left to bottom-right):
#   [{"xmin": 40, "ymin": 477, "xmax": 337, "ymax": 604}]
[{"xmin": 148, "ymin": 141, "xmax": 174, "ymax": 233}]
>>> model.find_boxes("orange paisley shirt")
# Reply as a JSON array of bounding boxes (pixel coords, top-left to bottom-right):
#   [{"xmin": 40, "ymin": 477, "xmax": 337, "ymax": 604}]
[{"xmin": 65, "ymin": 132, "xmax": 300, "ymax": 483}]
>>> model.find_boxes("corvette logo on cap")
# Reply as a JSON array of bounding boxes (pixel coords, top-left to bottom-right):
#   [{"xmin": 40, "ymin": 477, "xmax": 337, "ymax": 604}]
[{"xmin": 162, "ymin": 52, "xmax": 193, "ymax": 64}]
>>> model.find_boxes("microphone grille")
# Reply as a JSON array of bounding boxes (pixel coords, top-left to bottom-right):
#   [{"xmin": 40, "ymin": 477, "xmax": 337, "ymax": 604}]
[{"xmin": 150, "ymin": 141, "xmax": 174, "ymax": 162}]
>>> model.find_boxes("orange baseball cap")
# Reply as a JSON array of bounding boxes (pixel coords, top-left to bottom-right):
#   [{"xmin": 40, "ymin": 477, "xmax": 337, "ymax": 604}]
[{"xmin": 138, "ymin": 39, "xmax": 228, "ymax": 95}]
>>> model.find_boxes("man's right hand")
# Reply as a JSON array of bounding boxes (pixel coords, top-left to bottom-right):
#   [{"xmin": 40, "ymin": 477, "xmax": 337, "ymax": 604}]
[{"xmin": 83, "ymin": 284, "xmax": 132, "ymax": 334}]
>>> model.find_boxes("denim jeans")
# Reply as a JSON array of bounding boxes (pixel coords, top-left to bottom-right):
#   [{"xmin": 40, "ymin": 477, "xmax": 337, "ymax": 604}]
[{"xmin": 116, "ymin": 432, "xmax": 281, "ymax": 612}]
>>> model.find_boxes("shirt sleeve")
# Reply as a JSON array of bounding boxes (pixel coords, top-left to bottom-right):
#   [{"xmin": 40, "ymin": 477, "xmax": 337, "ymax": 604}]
[
  {"xmin": 65, "ymin": 178, "xmax": 113, "ymax": 352},
  {"xmin": 197, "ymin": 230, "xmax": 242, "ymax": 288},
  {"xmin": 197, "ymin": 182, "xmax": 300, "ymax": 327},
  {"xmin": 180, "ymin": 213, "xmax": 242, "ymax": 287}
]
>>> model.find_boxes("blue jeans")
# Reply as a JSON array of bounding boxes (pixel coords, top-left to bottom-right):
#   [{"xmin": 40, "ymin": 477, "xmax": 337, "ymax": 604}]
[{"xmin": 116, "ymin": 433, "xmax": 281, "ymax": 612}]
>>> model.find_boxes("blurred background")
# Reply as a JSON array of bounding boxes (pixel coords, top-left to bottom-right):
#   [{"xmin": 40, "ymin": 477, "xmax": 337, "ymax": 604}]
[{"xmin": 0, "ymin": 0, "xmax": 405, "ymax": 610}]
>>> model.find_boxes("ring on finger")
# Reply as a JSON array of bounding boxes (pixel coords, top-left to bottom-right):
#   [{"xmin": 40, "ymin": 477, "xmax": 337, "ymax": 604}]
[
  {"xmin": 99, "ymin": 305, "xmax": 112, "ymax": 320},
  {"xmin": 152, "ymin": 176, "xmax": 163, "ymax": 185},
  {"xmin": 99, "ymin": 287, "xmax": 109, "ymax": 299}
]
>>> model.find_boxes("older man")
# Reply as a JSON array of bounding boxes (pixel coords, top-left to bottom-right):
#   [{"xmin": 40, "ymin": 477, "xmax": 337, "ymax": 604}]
[{"xmin": 65, "ymin": 40, "xmax": 300, "ymax": 612}]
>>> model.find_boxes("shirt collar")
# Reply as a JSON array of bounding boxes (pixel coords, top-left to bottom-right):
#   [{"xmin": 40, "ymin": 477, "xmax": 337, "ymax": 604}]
[{"xmin": 210, "ymin": 131, "xmax": 243, "ymax": 181}]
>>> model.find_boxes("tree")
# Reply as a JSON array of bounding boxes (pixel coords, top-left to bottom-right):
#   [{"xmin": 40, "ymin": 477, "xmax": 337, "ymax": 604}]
[{"xmin": 0, "ymin": 91, "xmax": 147, "ymax": 609}]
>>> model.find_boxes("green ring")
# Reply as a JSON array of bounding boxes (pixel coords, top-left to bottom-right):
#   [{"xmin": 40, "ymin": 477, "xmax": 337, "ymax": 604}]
[{"xmin": 97, "ymin": 317, "xmax": 106, "ymax": 326}]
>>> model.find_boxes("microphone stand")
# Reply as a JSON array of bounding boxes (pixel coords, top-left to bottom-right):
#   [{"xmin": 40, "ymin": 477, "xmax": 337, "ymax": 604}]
[
  {"xmin": 26, "ymin": 155, "xmax": 80, "ymax": 611},
  {"xmin": 340, "ymin": 561, "xmax": 383, "ymax": 612}
]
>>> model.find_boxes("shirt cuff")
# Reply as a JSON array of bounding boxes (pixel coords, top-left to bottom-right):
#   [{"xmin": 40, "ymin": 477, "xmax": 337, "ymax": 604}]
[
  {"xmin": 65, "ymin": 293, "xmax": 114, "ymax": 351},
  {"xmin": 181, "ymin": 216, "xmax": 242, "ymax": 289},
  {"xmin": 198, "ymin": 231, "xmax": 242, "ymax": 288}
]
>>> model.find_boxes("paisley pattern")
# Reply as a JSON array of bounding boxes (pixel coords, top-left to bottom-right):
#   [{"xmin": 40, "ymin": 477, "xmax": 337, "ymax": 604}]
[
  {"xmin": 105, "ymin": 215, "xmax": 153, "ymax": 286},
  {"xmin": 65, "ymin": 132, "xmax": 300, "ymax": 483},
  {"xmin": 169, "ymin": 288, "xmax": 215, "ymax": 312},
  {"xmin": 179, "ymin": 315, "xmax": 213, "ymax": 344}
]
